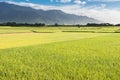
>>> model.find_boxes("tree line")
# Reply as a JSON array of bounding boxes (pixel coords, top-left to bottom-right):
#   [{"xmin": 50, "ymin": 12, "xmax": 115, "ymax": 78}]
[
  {"xmin": 0, "ymin": 22, "xmax": 45, "ymax": 27},
  {"xmin": 0, "ymin": 22, "xmax": 120, "ymax": 27}
]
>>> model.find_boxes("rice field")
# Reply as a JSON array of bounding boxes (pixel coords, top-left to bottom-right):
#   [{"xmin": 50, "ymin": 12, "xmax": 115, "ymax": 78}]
[{"xmin": 0, "ymin": 26, "xmax": 120, "ymax": 80}]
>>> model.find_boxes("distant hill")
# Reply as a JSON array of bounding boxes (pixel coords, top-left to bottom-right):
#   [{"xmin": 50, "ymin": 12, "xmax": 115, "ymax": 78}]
[{"xmin": 0, "ymin": 2, "xmax": 100, "ymax": 25}]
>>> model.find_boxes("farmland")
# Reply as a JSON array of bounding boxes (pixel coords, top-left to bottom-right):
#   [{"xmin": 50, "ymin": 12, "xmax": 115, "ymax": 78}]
[{"xmin": 0, "ymin": 26, "xmax": 120, "ymax": 80}]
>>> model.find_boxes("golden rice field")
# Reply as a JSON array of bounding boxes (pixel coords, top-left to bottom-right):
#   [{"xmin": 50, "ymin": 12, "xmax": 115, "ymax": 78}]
[{"xmin": 0, "ymin": 26, "xmax": 120, "ymax": 80}]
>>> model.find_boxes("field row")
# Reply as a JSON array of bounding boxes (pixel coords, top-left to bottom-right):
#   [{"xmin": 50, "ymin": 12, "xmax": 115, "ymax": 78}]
[
  {"xmin": 0, "ymin": 32, "xmax": 108, "ymax": 49},
  {"xmin": 0, "ymin": 26, "xmax": 120, "ymax": 34}
]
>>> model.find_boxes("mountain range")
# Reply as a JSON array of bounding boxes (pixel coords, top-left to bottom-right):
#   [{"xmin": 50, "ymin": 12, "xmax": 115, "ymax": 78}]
[{"xmin": 0, "ymin": 2, "xmax": 100, "ymax": 25}]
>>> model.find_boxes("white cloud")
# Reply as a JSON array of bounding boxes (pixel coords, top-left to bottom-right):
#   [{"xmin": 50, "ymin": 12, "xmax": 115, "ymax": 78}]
[
  {"xmin": 60, "ymin": 0, "xmax": 71, "ymax": 3},
  {"xmin": 51, "ymin": 0, "xmax": 86, "ymax": 4},
  {"xmin": 6, "ymin": 1, "xmax": 120, "ymax": 24},
  {"xmin": 50, "ymin": 0, "xmax": 71, "ymax": 3},
  {"xmin": 74, "ymin": 0, "xmax": 86, "ymax": 5},
  {"xmin": 100, "ymin": 4, "xmax": 106, "ymax": 8}
]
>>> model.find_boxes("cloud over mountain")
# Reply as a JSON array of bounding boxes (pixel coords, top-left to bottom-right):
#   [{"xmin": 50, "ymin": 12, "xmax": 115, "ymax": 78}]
[
  {"xmin": 0, "ymin": 2, "xmax": 100, "ymax": 24},
  {"xmin": 5, "ymin": 1, "xmax": 120, "ymax": 24}
]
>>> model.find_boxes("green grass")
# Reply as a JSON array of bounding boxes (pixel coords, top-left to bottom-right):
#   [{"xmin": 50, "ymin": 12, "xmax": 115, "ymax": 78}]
[{"xmin": 0, "ymin": 26, "xmax": 120, "ymax": 80}]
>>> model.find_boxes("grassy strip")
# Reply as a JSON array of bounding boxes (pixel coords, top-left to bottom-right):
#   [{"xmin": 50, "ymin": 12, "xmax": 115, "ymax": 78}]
[{"xmin": 62, "ymin": 30, "xmax": 120, "ymax": 33}]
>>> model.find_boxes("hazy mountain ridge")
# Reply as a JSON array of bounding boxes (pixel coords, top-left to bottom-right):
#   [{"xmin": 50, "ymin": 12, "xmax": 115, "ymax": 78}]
[{"xmin": 0, "ymin": 2, "xmax": 100, "ymax": 25}]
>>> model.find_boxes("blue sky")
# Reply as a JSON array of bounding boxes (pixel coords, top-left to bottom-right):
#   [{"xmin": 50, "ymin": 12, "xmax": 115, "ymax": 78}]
[
  {"xmin": 6, "ymin": 0, "xmax": 120, "ymax": 8},
  {"xmin": 1, "ymin": 0, "xmax": 120, "ymax": 23}
]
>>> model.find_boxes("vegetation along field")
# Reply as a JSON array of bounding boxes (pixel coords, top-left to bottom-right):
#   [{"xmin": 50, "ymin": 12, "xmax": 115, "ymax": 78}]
[{"xmin": 0, "ymin": 26, "xmax": 120, "ymax": 80}]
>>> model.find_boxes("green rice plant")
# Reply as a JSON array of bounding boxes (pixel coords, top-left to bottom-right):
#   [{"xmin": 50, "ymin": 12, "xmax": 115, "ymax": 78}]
[{"xmin": 0, "ymin": 33, "xmax": 120, "ymax": 80}]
